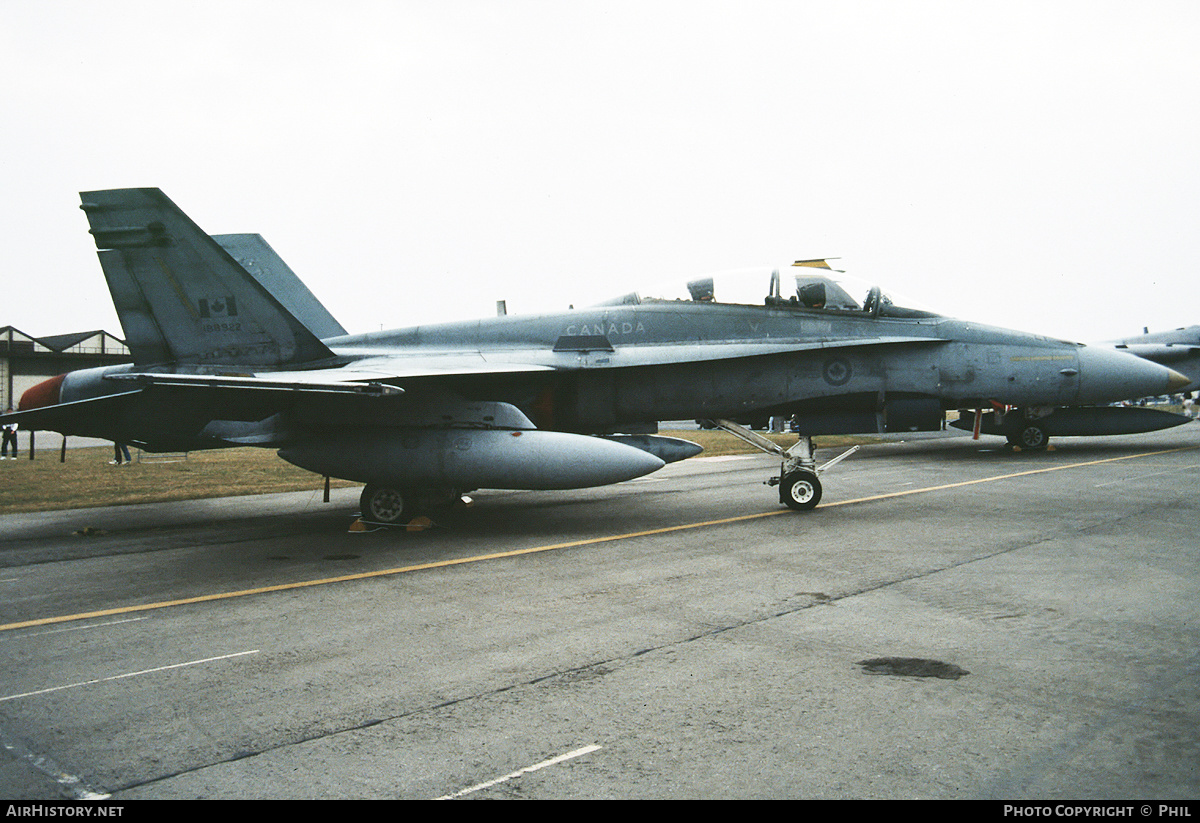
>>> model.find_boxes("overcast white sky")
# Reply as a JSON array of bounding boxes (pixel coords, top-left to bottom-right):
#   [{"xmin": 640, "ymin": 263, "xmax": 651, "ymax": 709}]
[{"xmin": 3, "ymin": 0, "xmax": 1199, "ymax": 344}]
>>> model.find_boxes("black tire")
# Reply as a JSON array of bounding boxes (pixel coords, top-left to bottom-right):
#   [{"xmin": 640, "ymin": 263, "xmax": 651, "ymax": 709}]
[
  {"xmin": 360, "ymin": 484, "xmax": 412, "ymax": 524},
  {"xmin": 1009, "ymin": 423, "xmax": 1049, "ymax": 451},
  {"xmin": 780, "ymin": 470, "xmax": 822, "ymax": 511}
]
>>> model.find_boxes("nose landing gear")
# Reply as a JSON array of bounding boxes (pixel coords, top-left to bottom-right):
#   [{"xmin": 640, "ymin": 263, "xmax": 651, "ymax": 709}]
[
  {"xmin": 779, "ymin": 468, "xmax": 822, "ymax": 510},
  {"xmin": 706, "ymin": 419, "xmax": 859, "ymax": 511}
]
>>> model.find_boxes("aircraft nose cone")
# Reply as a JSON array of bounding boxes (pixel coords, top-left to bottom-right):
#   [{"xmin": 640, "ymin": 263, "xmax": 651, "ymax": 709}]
[
  {"xmin": 1076, "ymin": 345, "xmax": 1187, "ymax": 404},
  {"xmin": 1167, "ymin": 368, "xmax": 1191, "ymax": 392}
]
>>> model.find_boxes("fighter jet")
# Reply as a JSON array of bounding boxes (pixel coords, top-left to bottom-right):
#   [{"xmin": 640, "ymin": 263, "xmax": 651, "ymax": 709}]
[
  {"xmin": 1108, "ymin": 325, "xmax": 1200, "ymax": 393},
  {"xmin": 948, "ymin": 325, "xmax": 1198, "ymax": 447},
  {"xmin": 4, "ymin": 189, "xmax": 1191, "ymax": 521}
]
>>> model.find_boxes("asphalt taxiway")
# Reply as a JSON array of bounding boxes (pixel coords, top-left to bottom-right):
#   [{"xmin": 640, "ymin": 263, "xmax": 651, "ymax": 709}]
[{"xmin": 0, "ymin": 426, "xmax": 1197, "ymax": 799}]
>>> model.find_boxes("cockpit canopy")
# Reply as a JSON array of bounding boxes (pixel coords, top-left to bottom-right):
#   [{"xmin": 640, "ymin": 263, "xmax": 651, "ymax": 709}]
[{"xmin": 596, "ymin": 263, "xmax": 940, "ymax": 319}]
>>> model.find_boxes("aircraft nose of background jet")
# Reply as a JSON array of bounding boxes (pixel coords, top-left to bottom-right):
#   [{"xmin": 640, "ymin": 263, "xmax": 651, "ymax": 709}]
[
  {"xmin": 1167, "ymin": 368, "xmax": 1193, "ymax": 392},
  {"xmin": 1076, "ymin": 345, "xmax": 1191, "ymax": 404}
]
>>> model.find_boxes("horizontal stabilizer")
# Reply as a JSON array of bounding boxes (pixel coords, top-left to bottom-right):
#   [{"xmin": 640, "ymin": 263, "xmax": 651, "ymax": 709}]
[{"xmin": 0, "ymin": 390, "xmax": 142, "ymax": 436}]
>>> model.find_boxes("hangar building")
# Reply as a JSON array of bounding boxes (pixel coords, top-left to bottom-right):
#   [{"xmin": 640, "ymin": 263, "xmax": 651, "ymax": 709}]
[{"xmin": 1, "ymin": 326, "xmax": 131, "ymax": 412}]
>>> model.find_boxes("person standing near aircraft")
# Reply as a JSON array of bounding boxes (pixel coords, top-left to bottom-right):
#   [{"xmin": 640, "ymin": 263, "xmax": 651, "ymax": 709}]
[
  {"xmin": 110, "ymin": 441, "xmax": 132, "ymax": 465},
  {"xmin": 1, "ymin": 410, "xmax": 16, "ymax": 459}
]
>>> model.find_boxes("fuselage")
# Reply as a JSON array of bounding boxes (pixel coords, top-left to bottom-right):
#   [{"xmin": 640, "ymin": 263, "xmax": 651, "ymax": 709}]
[
  {"xmin": 17, "ymin": 299, "xmax": 1185, "ymax": 447},
  {"xmin": 321, "ymin": 301, "xmax": 1173, "ymax": 433}
]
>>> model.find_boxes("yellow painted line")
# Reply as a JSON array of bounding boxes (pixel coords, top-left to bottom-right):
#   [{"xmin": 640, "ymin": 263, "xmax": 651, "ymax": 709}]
[
  {"xmin": 1, "ymin": 444, "xmax": 1194, "ymax": 634},
  {"xmin": 0, "ymin": 513, "xmax": 787, "ymax": 632}
]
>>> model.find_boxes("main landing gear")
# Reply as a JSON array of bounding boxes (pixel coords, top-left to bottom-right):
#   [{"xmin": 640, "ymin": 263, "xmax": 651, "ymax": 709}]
[
  {"xmin": 1006, "ymin": 418, "xmax": 1049, "ymax": 451},
  {"xmin": 706, "ymin": 419, "xmax": 859, "ymax": 511},
  {"xmin": 360, "ymin": 484, "xmax": 414, "ymax": 525},
  {"xmin": 359, "ymin": 484, "xmax": 470, "ymax": 527},
  {"xmin": 967, "ymin": 407, "xmax": 1051, "ymax": 451}
]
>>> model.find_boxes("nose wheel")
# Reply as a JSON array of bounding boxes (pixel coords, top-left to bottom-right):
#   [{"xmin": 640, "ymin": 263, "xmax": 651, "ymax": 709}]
[
  {"xmin": 780, "ymin": 469, "xmax": 822, "ymax": 510},
  {"xmin": 706, "ymin": 419, "xmax": 856, "ymax": 512}
]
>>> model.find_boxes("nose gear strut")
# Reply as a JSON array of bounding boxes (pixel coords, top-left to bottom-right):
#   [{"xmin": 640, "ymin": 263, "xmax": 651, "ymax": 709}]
[{"xmin": 705, "ymin": 419, "xmax": 859, "ymax": 511}]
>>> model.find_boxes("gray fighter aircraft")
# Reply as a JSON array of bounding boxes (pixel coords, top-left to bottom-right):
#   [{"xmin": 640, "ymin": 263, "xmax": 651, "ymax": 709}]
[
  {"xmin": 3, "ymin": 188, "xmax": 1191, "ymax": 521},
  {"xmin": 1109, "ymin": 325, "xmax": 1200, "ymax": 393},
  {"xmin": 949, "ymin": 325, "xmax": 1198, "ymax": 447}
]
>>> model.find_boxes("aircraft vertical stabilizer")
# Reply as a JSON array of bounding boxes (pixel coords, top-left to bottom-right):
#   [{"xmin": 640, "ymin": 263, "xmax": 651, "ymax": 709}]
[
  {"xmin": 213, "ymin": 234, "xmax": 347, "ymax": 340},
  {"xmin": 80, "ymin": 188, "xmax": 334, "ymax": 367}
]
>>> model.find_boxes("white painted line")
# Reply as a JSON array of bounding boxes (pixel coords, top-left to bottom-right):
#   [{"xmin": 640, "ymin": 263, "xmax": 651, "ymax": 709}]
[
  {"xmin": 435, "ymin": 744, "xmax": 602, "ymax": 799},
  {"xmin": 1093, "ymin": 463, "xmax": 1198, "ymax": 488},
  {"xmin": 16, "ymin": 616, "xmax": 149, "ymax": 638},
  {"xmin": 0, "ymin": 650, "xmax": 260, "ymax": 702},
  {"xmin": 0, "ymin": 724, "xmax": 111, "ymax": 800}
]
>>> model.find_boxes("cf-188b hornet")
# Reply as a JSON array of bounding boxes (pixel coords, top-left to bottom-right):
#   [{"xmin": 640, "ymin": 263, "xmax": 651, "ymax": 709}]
[
  {"xmin": 1108, "ymin": 325, "xmax": 1200, "ymax": 393},
  {"xmin": 4, "ymin": 189, "xmax": 1190, "ymax": 522}
]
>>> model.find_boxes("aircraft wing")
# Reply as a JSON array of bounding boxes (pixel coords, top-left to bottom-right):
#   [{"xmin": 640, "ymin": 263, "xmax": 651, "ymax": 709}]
[
  {"xmin": 333, "ymin": 335, "xmax": 951, "ymax": 375},
  {"xmin": 96, "ymin": 358, "xmax": 556, "ymax": 395},
  {"xmin": 581, "ymin": 335, "xmax": 948, "ymax": 368},
  {"xmin": 90, "ymin": 336, "xmax": 945, "ymax": 397},
  {"xmin": 7, "ymin": 336, "xmax": 945, "ymax": 437}
]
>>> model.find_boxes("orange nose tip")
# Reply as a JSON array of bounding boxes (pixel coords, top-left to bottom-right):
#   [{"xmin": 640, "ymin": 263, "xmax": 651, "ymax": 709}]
[{"xmin": 19, "ymin": 374, "xmax": 66, "ymax": 411}]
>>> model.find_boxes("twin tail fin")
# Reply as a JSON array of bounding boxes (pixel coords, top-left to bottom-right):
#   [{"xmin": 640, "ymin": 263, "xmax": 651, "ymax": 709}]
[{"xmin": 81, "ymin": 188, "xmax": 335, "ymax": 368}]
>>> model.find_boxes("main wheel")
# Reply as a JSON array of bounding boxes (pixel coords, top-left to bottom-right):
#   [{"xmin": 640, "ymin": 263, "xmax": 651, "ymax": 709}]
[
  {"xmin": 780, "ymin": 470, "xmax": 822, "ymax": 511},
  {"xmin": 1009, "ymin": 422, "xmax": 1049, "ymax": 451},
  {"xmin": 360, "ymin": 484, "xmax": 412, "ymax": 525}
]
